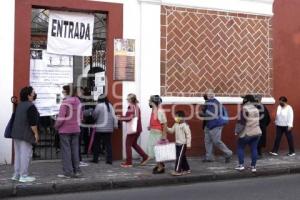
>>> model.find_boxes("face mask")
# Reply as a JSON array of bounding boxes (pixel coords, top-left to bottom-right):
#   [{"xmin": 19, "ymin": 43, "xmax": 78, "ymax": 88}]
[
  {"xmin": 175, "ymin": 117, "xmax": 181, "ymax": 123},
  {"xmin": 279, "ymin": 102, "xmax": 285, "ymax": 107},
  {"xmin": 33, "ymin": 93, "xmax": 37, "ymax": 101}
]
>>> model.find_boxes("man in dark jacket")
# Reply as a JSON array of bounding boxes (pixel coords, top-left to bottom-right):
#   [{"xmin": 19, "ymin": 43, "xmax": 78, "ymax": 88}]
[
  {"xmin": 200, "ymin": 89, "xmax": 232, "ymax": 163},
  {"xmin": 255, "ymin": 95, "xmax": 271, "ymax": 158}
]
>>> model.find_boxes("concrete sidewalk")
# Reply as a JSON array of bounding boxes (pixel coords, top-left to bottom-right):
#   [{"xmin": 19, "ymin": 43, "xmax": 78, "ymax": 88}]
[{"xmin": 1, "ymin": 153, "xmax": 300, "ymax": 198}]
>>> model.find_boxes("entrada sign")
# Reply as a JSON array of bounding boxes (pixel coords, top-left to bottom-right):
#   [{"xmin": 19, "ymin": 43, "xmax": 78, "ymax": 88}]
[{"xmin": 47, "ymin": 10, "xmax": 94, "ymax": 56}]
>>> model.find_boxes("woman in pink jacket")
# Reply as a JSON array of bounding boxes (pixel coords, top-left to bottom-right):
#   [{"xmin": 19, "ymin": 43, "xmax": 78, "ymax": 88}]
[{"xmin": 55, "ymin": 85, "xmax": 82, "ymax": 178}]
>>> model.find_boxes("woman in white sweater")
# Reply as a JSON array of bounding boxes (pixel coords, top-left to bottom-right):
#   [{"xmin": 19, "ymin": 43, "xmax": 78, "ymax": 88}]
[{"xmin": 270, "ymin": 96, "xmax": 295, "ymax": 156}]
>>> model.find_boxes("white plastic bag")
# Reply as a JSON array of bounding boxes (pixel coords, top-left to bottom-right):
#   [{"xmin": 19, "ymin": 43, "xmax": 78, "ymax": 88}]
[{"xmin": 154, "ymin": 141, "xmax": 176, "ymax": 162}]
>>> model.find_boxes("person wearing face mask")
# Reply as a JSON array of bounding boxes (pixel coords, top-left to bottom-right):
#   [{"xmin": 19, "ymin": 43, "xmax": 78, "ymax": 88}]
[
  {"xmin": 200, "ymin": 89, "xmax": 232, "ymax": 163},
  {"xmin": 118, "ymin": 93, "xmax": 150, "ymax": 168},
  {"xmin": 147, "ymin": 95, "xmax": 168, "ymax": 174},
  {"xmin": 270, "ymin": 96, "xmax": 295, "ymax": 156},
  {"xmin": 55, "ymin": 85, "xmax": 82, "ymax": 178},
  {"xmin": 11, "ymin": 86, "xmax": 40, "ymax": 183},
  {"xmin": 167, "ymin": 111, "xmax": 192, "ymax": 176},
  {"xmin": 234, "ymin": 95, "xmax": 262, "ymax": 172}
]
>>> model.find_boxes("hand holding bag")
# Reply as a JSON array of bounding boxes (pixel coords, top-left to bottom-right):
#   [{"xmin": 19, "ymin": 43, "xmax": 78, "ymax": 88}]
[{"xmin": 126, "ymin": 106, "xmax": 138, "ymax": 134}]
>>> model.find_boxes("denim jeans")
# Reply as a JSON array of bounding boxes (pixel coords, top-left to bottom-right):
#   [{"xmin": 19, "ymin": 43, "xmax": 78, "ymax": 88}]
[{"xmin": 237, "ymin": 136, "xmax": 260, "ymax": 167}]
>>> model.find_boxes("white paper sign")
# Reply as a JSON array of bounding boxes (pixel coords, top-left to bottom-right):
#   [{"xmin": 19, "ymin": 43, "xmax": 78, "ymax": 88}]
[
  {"xmin": 47, "ymin": 10, "xmax": 95, "ymax": 56},
  {"xmin": 30, "ymin": 50, "xmax": 73, "ymax": 116}
]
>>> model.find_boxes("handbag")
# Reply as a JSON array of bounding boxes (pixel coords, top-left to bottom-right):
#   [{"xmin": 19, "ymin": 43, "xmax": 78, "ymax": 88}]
[
  {"xmin": 4, "ymin": 112, "xmax": 15, "ymax": 139},
  {"xmin": 235, "ymin": 122, "xmax": 245, "ymax": 135},
  {"xmin": 154, "ymin": 139, "xmax": 176, "ymax": 162},
  {"xmin": 126, "ymin": 106, "xmax": 138, "ymax": 134}
]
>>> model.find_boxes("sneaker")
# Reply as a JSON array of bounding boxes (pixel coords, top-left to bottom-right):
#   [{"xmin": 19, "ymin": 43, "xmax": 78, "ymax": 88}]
[
  {"xmin": 74, "ymin": 172, "xmax": 82, "ymax": 178},
  {"xmin": 235, "ymin": 165, "xmax": 245, "ymax": 171},
  {"xmin": 171, "ymin": 171, "xmax": 183, "ymax": 176},
  {"xmin": 140, "ymin": 156, "xmax": 151, "ymax": 166},
  {"xmin": 57, "ymin": 174, "xmax": 72, "ymax": 179},
  {"xmin": 182, "ymin": 170, "xmax": 191, "ymax": 175},
  {"xmin": 79, "ymin": 162, "xmax": 89, "ymax": 167},
  {"xmin": 106, "ymin": 161, "xmax": 113, "ymax": 165},
  {"xmin": 225, "ymin": 156, "xmax": 232, "ymax": 163},
  {"xmin": 120, "ymin": 163, "xmax": 133, "ymax": 168},
  {"xmin": 153, "ymin": 167, "xmax": 165, "ymax": 174},
  {"xmin": 19, "ymin": 176, "xmax": 36, "ymax": 183},
  {"xmin": 269, "ymin": 152, "xmax": 278, "ymax": 156},
  {"xmin": 287, "ymin": 153, "xmax": 296, "ymax": 157},
  {"xmin": 251, "ymin": 166, "xmax": 257, "ymax": 173},
  {"xmin": 11, "ymin": 174, "xmax": 20, "ymax": 181}
]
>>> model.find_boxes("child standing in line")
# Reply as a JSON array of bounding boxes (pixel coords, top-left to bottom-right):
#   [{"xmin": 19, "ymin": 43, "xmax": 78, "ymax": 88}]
[{"xmin": 167, "ymin": 111, "xmax": 192, "ymax": 176}]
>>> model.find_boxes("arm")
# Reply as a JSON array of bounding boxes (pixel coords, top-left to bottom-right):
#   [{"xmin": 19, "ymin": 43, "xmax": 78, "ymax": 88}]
[
  {"xmin": 158, "ymin": 110, "xmax": 168, "ymax": 139},
  {"xmin": 118, "ymin": 105, "xmax": 135, "ymax": 122},
  {"xmin": 184, "ymin": 124, "xmax": 192, "ymax": 148},
  {"xmin": 264, "ymin": 105, "xmax": 271, "ymax": 126},
  {"xmin": 111, "ymin": 104, "xmax": 118, "ymax": 129},
  {"xmin": 54, "ymin": 103, "xmax": 67, "ymax": 130},
  {"xmin": 167, "ymin": 124, "xmax": 175, "ymax": 134},
  {"xmin": 287, "ymin": 106, "xmax": 294, "ymax": 130},
  {"xmin": 27, "ymin": 105, "xmax": 39, "ymax": 143},
  {"xmin": 235, "ymin": 108, "xmax": 246, "ymax": 135}
]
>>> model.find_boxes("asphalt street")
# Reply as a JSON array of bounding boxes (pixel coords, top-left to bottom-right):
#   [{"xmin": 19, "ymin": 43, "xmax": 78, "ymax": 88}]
[{"xmin": 7, "ymin": 174, "xmax": 300, "ymax": 200}]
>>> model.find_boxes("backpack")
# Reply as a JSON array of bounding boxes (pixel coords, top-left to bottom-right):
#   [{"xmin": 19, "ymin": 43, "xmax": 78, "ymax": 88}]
[{"xmin": 220, "ymin": 104, "xmax": 229, "ymax": 125}]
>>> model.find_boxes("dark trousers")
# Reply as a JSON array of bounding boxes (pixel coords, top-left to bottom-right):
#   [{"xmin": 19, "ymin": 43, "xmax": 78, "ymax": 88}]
[
  {"xmin": 92, "ymin": 132, "xmax": 112, "ymax": 163},
  {"xmin": 125, "ymin": 132, "xmax": 148, "ymax": 164},
  {"xmin": 60, "ymin": 133, "xmax": 80, "ymax": 175},
  {"xmin": 257, "ymin": 126, "xmax": 267, "ymax": 156},
  {"xmin": 175, "ymin": 144, "xmax": 190, "ymax": 172},
  {"xmin": 79, "ymin": 127, "xmax": 91, "ymax": 161},
  {"xmin": 272, "ymin": 126, "xmax": 295, "ymax": 154},
  {"xmin": 237, "ymin": 136, "xmax": 260, "ymax": 167}
]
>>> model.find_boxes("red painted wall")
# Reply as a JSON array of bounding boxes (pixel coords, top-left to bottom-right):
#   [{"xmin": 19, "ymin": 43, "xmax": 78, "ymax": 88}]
[
  {"xmin": 162, "ymin": 0, "xmax": 300, "ymax": 157},
  {"xmin": 272, "ymin": 0, "xmax": 300, "ymax": 153}
]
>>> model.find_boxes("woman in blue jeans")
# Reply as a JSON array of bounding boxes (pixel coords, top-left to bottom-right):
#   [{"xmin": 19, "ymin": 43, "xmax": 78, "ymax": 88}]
[{"xmin": 235, "ymin": 95, "xmax": 262, "ymax": 173}]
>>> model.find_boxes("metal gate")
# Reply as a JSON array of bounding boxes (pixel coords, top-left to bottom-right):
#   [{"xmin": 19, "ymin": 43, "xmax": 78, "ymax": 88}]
[{"xmin": 31, "ymin": 8, "xmax": 107, "ymax": 160}]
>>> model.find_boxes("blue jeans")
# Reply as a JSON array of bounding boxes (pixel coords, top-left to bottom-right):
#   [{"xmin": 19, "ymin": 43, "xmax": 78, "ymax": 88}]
[{"xmin": 237, "ymin": 136, "xmax": 260, "ymax": 167}]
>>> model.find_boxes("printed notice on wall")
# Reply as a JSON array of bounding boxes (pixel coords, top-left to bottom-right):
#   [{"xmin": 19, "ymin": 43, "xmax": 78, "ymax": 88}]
[
  {"xmin": 47, "ymin": 10, "xmax": 95, "ymax": 56},
  {"xmin": 113, "ymin": 39, "xmax": 135, "ymax": 81},
  {"xmin": 30, "ymin": 49, "xmax": 73, "ymax": 116}
]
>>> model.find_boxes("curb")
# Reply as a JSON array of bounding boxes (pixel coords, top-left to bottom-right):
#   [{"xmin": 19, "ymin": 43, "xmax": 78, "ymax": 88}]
[{"xmin": 1, "ymin": 165, "xmax": 300, "ymax": 198}]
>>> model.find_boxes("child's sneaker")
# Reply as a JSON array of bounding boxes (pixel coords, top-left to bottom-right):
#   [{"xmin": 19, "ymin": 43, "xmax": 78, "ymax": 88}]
[
  {"xmin": 235, "ymin": 165, "xmax": 245, "ymax": 171},
  {"xmin": 251, "ymin": 166, "xmax": 257, "ymax": 173},
  {"xmin": 171, "ymin": 171, "xmax": 183, "ymax": 176},
  {"xmin": 19, "ymin": 176, "xmax": 36, "ymax": 183},
  {"xmin": 182, "ymin": 170, "xmax": 191, "ymax": 175}
]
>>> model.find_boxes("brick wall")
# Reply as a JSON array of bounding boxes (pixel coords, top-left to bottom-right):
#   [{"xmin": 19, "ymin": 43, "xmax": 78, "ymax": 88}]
[{"xmin": 161, "ymin": 6, "xmax": 273, "ymax": 97}]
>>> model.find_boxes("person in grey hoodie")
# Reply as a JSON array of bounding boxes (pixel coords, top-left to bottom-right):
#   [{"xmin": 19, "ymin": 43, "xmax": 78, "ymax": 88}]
[
  {"xmin": 92, "ymin": 96, "xmax": 118, "ymax": 164},
  {"xmin": 55, "ymin": 85, "xmax": 82, "ymax": 178}
]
